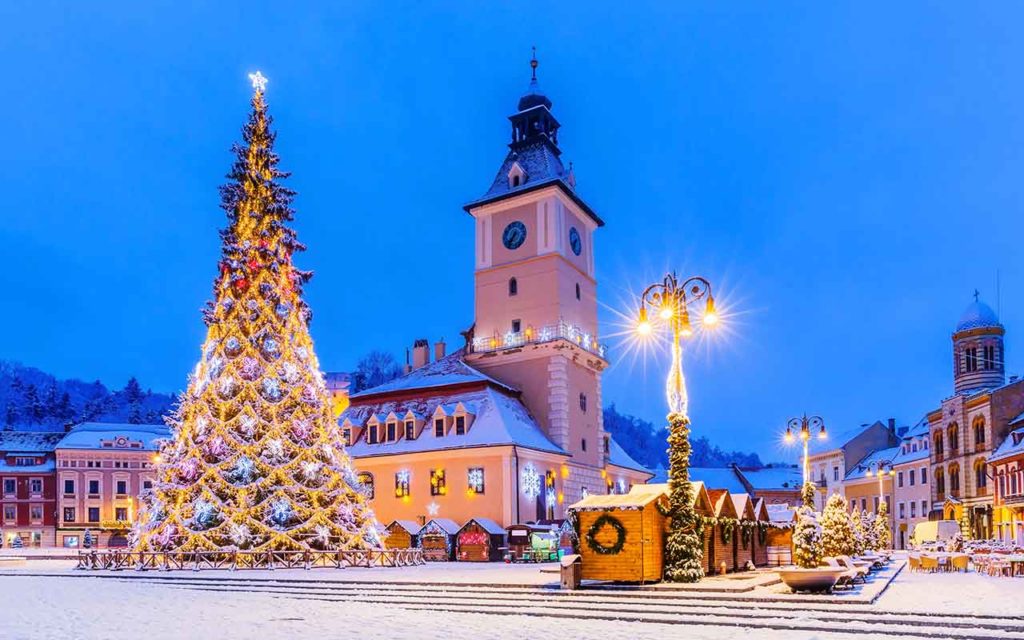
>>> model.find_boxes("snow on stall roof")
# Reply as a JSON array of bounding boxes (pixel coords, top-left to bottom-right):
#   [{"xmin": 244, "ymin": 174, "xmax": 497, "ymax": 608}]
[
  {"xmin": 58, "ymin": 422, "xmax": 169, "ymax": 451},
  {"xmin": 569, "ymin": 490, "xmax": 665, "ymax": 511},
  {"xmin": 420, "ymin": 518, "xmax": 461, "ymax": 536},
  {"xmin": 606, "ymin": 437, "xmax": 650, "ymax": 474},
  {"xmin": 731, "ymin": 493, "xmax": 754, "ymax": 519},
  {"xmin": 624, "ymin": 482, "xmax": 707, "ymax": 508},
  {"xmin": 689, "ymin": 467, "xmax": 746, "ymax": 494},
  {"xmin": 740, "ymin": 466, "xmax": 802, "ymax": 490},
  {"xmin": 766, "ymin": 503, "xmax": 797, "ymax": 524},
  {"xmin": 350, "ymin": 352, "xmax": 515, "ymax": 398},
  {"xmin": 386, "ymin": 520, "xmax": 421, "ymax": 535},
  {"xmin": 0, "ymin": 431, "xmax": 64, "ymax": 453},
  {"xmin": 342, "ymin": 386, "xmax": 564, "ymax": 457},
  {"xmin": 465, "ymin": 518, "xmax": 506, "ymax": 536}
]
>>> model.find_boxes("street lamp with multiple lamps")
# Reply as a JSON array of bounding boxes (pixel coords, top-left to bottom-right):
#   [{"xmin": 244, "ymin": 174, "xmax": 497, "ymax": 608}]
[
  {"xmin": 864, "ymin": 460, "xmax": 895, "ymax": 512},
  {"xmin": 634, "ymin": 272, "xmax": 717, "ymax": 582},
  {"xmin": 784, "ymin": 415, "xmax": 827, "ymax": 484}
]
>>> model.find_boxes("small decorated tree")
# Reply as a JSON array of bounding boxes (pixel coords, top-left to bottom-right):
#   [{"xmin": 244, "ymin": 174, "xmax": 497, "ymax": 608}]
[
  {"xmin": 83, "ymin": 529, "xmax": 94, "ymax": 549},
  {"xmin": 850, "ymin": 506, "xmax": 866, "ymax": 555},
  {"xmin": 874, "ymin": 500, "xmax": 891, "ymax": 551},
  {"xmin": 11, "ymin": 535, "xmax": 23, "ymax": 549},
  {"xmin": 801, "ymin": 481, "xmax": 816, "ymax": 509},
  {"xmin": 793, "ymin": 506, "xmax": 822, "ymax": 568},
  {"xmin": 861, "ymin": 509, "xmax": 879, "ymax": 552},
  {"xmin": 821, "ymin": 493, "xmax": 854, "ymax": 557}
]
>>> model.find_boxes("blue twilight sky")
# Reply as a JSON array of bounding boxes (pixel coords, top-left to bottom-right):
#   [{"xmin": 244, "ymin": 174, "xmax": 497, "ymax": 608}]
[{"xmin": 1, "ymin": 3, "xmax": 1020, "ymax": 461}]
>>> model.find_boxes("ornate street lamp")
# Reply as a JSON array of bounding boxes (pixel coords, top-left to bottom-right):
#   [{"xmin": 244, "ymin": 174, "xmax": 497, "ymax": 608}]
[
  {"xmin": 785, "ymin": 415, "xmax": 826, "ymax": 508},
  {"xmin": 864, "ymin": 461, "xmax": 895, "ymax": 512},
  {"xmin": 635, "ymin": 272, "xmax": 717, "ymax": 583}
]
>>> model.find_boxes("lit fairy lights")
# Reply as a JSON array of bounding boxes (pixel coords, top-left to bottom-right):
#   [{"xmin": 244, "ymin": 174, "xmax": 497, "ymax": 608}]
[{"xmin": 521, "ymin": 464, "xmax": 541, "ymax": 498}]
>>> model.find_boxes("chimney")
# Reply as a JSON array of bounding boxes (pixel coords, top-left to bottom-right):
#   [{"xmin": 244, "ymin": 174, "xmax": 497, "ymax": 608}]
[
  {"xmin": 887, "ymin": 418, "xmax": 897, "ymax": 434},
  {"xmin": 412, "ymin": 339, "xmax": 430, "ymax": 370},
  {"xmin": 434, "ymin": 339, "xmax": 446, "ymax": 362},
  {"xmin": 403, "ymin": 347, "xmax": 412, "ymax": 375}
]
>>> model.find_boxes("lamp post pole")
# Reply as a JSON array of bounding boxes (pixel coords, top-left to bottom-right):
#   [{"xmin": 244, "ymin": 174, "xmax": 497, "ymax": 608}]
[
  {"xmin": 785, "ymin": 415, "xmax": 826, "ymax": 508},
  {"xmin": 635, "ymin": 272, "xmax": 717, "ymax": 582}
]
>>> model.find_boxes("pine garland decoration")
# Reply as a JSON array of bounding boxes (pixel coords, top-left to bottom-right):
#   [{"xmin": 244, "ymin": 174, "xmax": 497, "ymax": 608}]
[{"xmin": 663, "ymin": 411, "xmax": 704, "ymax": 582}]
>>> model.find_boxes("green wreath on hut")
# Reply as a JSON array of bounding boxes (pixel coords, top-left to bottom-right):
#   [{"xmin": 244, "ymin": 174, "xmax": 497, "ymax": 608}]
[
  {"xmin": 586, "ymin": 513, "xmax": 627, "ymax": 555},
  {"xmin": 740, "ymin": 522, "xmax": 752, "ymax": 549},
  {"xmin": 757, "ymin": 522, "xmax": 768, "ymax": 546},
  {"xmin": 719, "ymin": 518, "xmax": 736, "ymax": 545}
]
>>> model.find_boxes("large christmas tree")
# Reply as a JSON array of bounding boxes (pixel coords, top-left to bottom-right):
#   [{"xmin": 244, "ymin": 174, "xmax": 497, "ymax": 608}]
[{"xmin": 133, "ymin": 73, "xmax": 380, "ymax": 552}]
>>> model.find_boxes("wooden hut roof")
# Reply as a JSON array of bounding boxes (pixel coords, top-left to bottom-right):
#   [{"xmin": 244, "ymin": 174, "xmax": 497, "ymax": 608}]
[
  {"xmin": 708, "ymin": 489, "xmax": 739, "ymax": 519},
  {"xmin": 765, "ymin": 504, "xmax": 798, "ymax": 526},
  {"xmin": 420, "ymin": 518, "xmax": 461, "ymax": 535},
  {"xmin": 569, "ymin": 490, "xmax": 665, "ymax": 511},
  {"xmin": 386, "ymin": 519, "xmax": 421, "ymax": 534},
  {"xmin": 753, "ymin": 498, "xmax": 771, "ymax": 522},
  {"xmin": 462, "ymin": 517, "xmax": 506, "ymax": 535},
  {"xmin": 730, "ymin": 493, "xmax": 757, "ymax": 521}
]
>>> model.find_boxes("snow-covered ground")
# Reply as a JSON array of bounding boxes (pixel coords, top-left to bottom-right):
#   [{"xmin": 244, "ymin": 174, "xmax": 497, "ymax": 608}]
[{"xmin": 1, "ymin": 560, "xmax": 1022, "ymax": 639}]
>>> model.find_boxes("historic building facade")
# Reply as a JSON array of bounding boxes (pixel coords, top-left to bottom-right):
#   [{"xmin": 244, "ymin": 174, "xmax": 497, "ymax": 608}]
[
  {"xmin": 990, "ymin": 415, "xmax": 1024, "ymax": 543},
  {"xmin": 927, "ymin": 299, "xmax": 1024, "ymax": 538},
  {"xmin": 54, "ymin": 423, "xmax": 166, "ymax": 548},
  {"xmin": 340, "ymin": 62, "xmax": 651, "ymax": 528},
  {"xmin": 0, "ymin": 432, "xmax": 62, "ymax": 548}
]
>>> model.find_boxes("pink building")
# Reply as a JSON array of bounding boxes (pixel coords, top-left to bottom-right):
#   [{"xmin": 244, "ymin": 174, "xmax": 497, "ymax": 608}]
[{"xmin": 55, "ymin": 423, "xmax": 167, "ymax": 548}]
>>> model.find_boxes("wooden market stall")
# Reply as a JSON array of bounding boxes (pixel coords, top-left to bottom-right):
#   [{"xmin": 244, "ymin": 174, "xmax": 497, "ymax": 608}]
[
  {"xmin": 382, "ymin": 520, "xmax": 420, "ymax": 550},
  {"xmin": 456, "ymin": 518, "xmax": 507, "ymax": 562},
  {"xmin": 569, "ymin": 488, "xmax": 669, "ymax": 583},
  {"xmin": 536, "ymin": 519, "xmax": 577, "ymax": 556},
  {"xmin": 707, "ymin": 489, "xmax": 740, "ymax": 573},
  {"xmin": 418, "ymin": 518, "xmax": 460, "ymax": 562},
  {"xmin": 730, "ymin": 493, "xmax": 757, "ymax": 571},
  {"xmin": 506, "ymin": 523, "xmax": 549, "ymax": 562},
  {"xmin": 752, "ymin": 498, "xmax": 771, "ymax": 567},
  {"xmin": 764, "ymin": 504, "xmax": 797, "ymax": 567}
]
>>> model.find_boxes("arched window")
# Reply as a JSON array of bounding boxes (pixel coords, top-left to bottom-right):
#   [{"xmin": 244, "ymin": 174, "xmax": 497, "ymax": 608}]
[
  {"xmin": 974, "ymin": 459, "xmax": 987, "ymax": 491},
  {"xmin": 357, "ymin": 472, "xmax": 374, "ymax": 499},
  {"xmin": 947, "ymin": 423, "xmax": 959, "ymax": 453},
  {"xmin": 949, "ymin": 464, "xmax": 961, "ymax": 496},
  {"xmin": 933, "ymin": 431, "xmax": 944, "ymax": 456},
  {"xmin": 973, "ymin": 417, "xmax": 985, "ymax": 447},
  {"xmin": 935, "ymin": 468, "xmax": 946, "ymax": 498},
  {"xmin": 1012, "ymin": 472, "xmax": 1019, "ymax": 496},
  {"xmin": 508, "ymin": 277, "xmax": 518, "ymax": 296}
]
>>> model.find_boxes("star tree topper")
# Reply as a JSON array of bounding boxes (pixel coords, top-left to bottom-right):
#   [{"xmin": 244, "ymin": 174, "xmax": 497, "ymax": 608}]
[{"xmin": 249, "ymin": 71, "xmax": 268, "ymax": 93}]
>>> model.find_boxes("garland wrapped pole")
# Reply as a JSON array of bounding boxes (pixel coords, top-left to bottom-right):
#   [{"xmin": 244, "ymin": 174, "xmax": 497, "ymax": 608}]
[
  {"xmin": 132, "ymin": 72, "xmax": 380, "ymax": 553},
  {"xmin": 634, "ymin": 273, "xmax": 718, "ymax": 583}
]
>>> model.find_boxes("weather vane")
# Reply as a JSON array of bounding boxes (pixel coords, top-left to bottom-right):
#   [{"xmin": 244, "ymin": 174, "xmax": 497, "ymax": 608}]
[
  {"xmin": 248, "ymin": 71, "xmax": 268, "ymax": 93},
  {"xmin": 530, "ymin": 46, "xmax": 538, "ymax": 80}
]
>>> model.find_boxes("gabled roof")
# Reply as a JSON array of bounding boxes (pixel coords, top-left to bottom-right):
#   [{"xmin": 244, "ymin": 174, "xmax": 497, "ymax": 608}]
[
  {"xmin": 807, "ymin": 423, "xmax": 877, "ymax": 455},
  {"xmin": 740, "ymin": 466, "xmax": 802, "ymax": 490},
  {"xmin": 731, "ymin": 493, "xmax": 756, "ymax": 520},
  {"xmin": 420, "ymin": 518, "xmax": 461, "ymax": 536},
  {"xmin": 606, "ymin": 437, "xmax": 651, "ymax": 475},
  {"xmin": 753, "ymin": 498, "xmax": 770, "ymax": 522},
  {"xmin": 991, "ymin": 427, "xmax": 1024, "ymax": 463},
  {"xmin": 342, "ymin": 386, "xmax": 564, "ymax": 458},
  {"xmin": 385, "ymin": 520, "xmax": 421, "ymax": 535},
  {"xmin": 569, "ymin": 489, "xmax": 666, "ymax": 511},
  {"xmin": 57, "ymin": 422, "xmax": 169, "ymax": 451},
  {"xmin": 844, "ymin": 445, "xmax": 900, "ymax": 481},
  {"xmin": 708, "ymin": 489, "xmax": 739, "ymax": 518},
  {"xmin": 351, "ymin": 352, "xmax": 515, "ymax": 399},
  {"xmin": 0, "ymin": 431, "xmax": 64, "ymax": 453},
  {"xmin": 766, "ymin": 504, "xmax": 798, "ymax": 525},
  {"xmin": 462, "ymin": 517, "xmax": 506, "ymax": 536}
]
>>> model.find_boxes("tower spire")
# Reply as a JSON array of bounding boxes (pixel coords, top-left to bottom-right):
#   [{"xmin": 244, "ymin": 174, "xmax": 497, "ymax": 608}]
[{"xmin": 531, "ymin": 46, "xmax": 538, "ymax": 81}]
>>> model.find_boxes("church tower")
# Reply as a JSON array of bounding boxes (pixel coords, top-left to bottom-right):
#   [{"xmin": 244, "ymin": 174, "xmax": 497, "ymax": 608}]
[
  {"xmin": 464, "ymin": 55, "xmax": 608, "ymax": 499},
  {"xmin": 953, "ymin": 294, "xmax": 1005, "ymax": 394}
]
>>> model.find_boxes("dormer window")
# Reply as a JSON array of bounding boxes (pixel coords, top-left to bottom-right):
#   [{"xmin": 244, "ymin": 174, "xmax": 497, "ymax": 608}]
[
  {"xmin": 367, "ymin": 422, "xmax": 379, "ymax": 445},
  {"xmin": 508, "ymin": 162, "xmax": 527, "ymax": 189},
  {"xmin": 386, "ymin": 421, "xmax": 397, "ymax": 442},
  {"xmin": 434, "ymin": 417, "xmax": 445, "ymax": 437},
  {"xmin": 455, "ymin": 415, "xmax": 466, "ymax": 436},
  {"xmin": 342, "ymin": 428, "xmax": 351, "ymax": 445},
  {"xmin": 404, "ymin": 420, "xmax": 415, "ymax": 440}
]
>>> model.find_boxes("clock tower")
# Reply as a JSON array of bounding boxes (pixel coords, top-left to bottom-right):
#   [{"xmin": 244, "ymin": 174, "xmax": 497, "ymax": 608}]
[{"xmin": 464, "ymin": 56, "xmax": 608, "ymax": 504}]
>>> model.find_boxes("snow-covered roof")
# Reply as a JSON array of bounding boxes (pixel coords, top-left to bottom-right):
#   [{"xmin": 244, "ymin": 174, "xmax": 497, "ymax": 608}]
[
  {"xmin": 891, "ymin": 420, "xmax": 931, "ymax": 465},
  {"xmin": 606, "ymin": 437, "xmax": 651, "ymax": 474},
  {"xmin": 385, "ymin": 520, "xmax": 421, "ymax": 535},
  {"xmin": 807, "ymin": 423, "xmax": 874, "ymax": 455},
  {"xmin": 351, "ymin": 352, "xmax": 514, "ymax": 398},
  {"xmin": 0, "ymin": 431, "xmax": 64, "ymax": 453},
  {"xmin": 731, "ymin": 493, "xmax": 755, "ymax": 520},
  {"xmin": 343, "ymin": 386, "xmax": 564, "ymax": 458},
  {"xmin": 845, "ymin": 445, "xmax": 900, "ymax": 481},
  {"xmin": 420, "ymin": 518, "xmax": 461, "ymax": 536},
  {"xmin": 990, "ymin": 427, "xmax": 1024, "ymax": 463},
  {"xmin": 766, "ymin": 504, "xmax": 797, "ymax": 524},
  {"xmin": 689, "ymin": 467, "xmax": 746, "ymax": 494},
  {"xmin": 740, "ymin": 466, "xmax": 802, "ymax": 490},
  {"xmin": 570, "ymin": 489, "xmax": 666, "ymax": 511},
  {"xmin": 57, "ymin": 422, "xmax": 169, "ymax": 451},
  {"xmin": 463, "ymin": 517, "xmax": 506, "ymax": 536},
  {"xmin": 707, "ymin": 489, "xmax": 738, "ymax": 518}
]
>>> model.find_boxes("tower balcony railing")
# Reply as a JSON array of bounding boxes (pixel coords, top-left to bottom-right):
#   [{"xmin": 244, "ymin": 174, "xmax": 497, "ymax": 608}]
[{"xmin": 471, "ymin": 321, "xmax": 608, "ymax": 361}]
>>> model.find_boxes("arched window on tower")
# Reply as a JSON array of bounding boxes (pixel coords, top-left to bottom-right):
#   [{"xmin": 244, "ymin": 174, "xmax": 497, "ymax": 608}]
[
  {"xmin": 933, "ymin": 431, "xmax": 944, "ymax": 456},
  {"xmin": 508, "ymin": 277, "xmax": 518, "ymax": 296},
  {"xmin": 935, "ymin": 468, "xmax": 946, "ymax": 499},
  {"xmin": 983, "ymin": 344, "xmax": 996, "ymax": 370},
  {"xmin": 949, "ymin": 463, "xmax": 961, "ymax": 497},
  {"xmin": 973, "ymin": 416, "xmax": 986, "ymax": 448},
  {"xmin": 947, "ymin": 423, "xmax": 959, "ymax": 453}
]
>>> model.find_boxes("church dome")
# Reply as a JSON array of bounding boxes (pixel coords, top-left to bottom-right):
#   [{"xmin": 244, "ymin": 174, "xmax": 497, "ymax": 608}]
[{"xmin": 956, "ymin": 299, "xmax": 1001, "ymax": 333}]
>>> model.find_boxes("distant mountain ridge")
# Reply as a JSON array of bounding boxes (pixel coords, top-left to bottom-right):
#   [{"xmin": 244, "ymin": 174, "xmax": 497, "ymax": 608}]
[{"xmin": 0, "ymin": 360, "xmax": 176, "ymax": 431}]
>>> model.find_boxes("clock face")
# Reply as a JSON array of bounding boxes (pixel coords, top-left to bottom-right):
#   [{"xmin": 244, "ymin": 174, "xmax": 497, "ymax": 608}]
[
  {"xmin": 569, "ymin": 227, "xmax": 582, "ymax": 256},
  {"xmin": 502, "ymin": 221, "xmax": 527, "ymax": 250}
]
